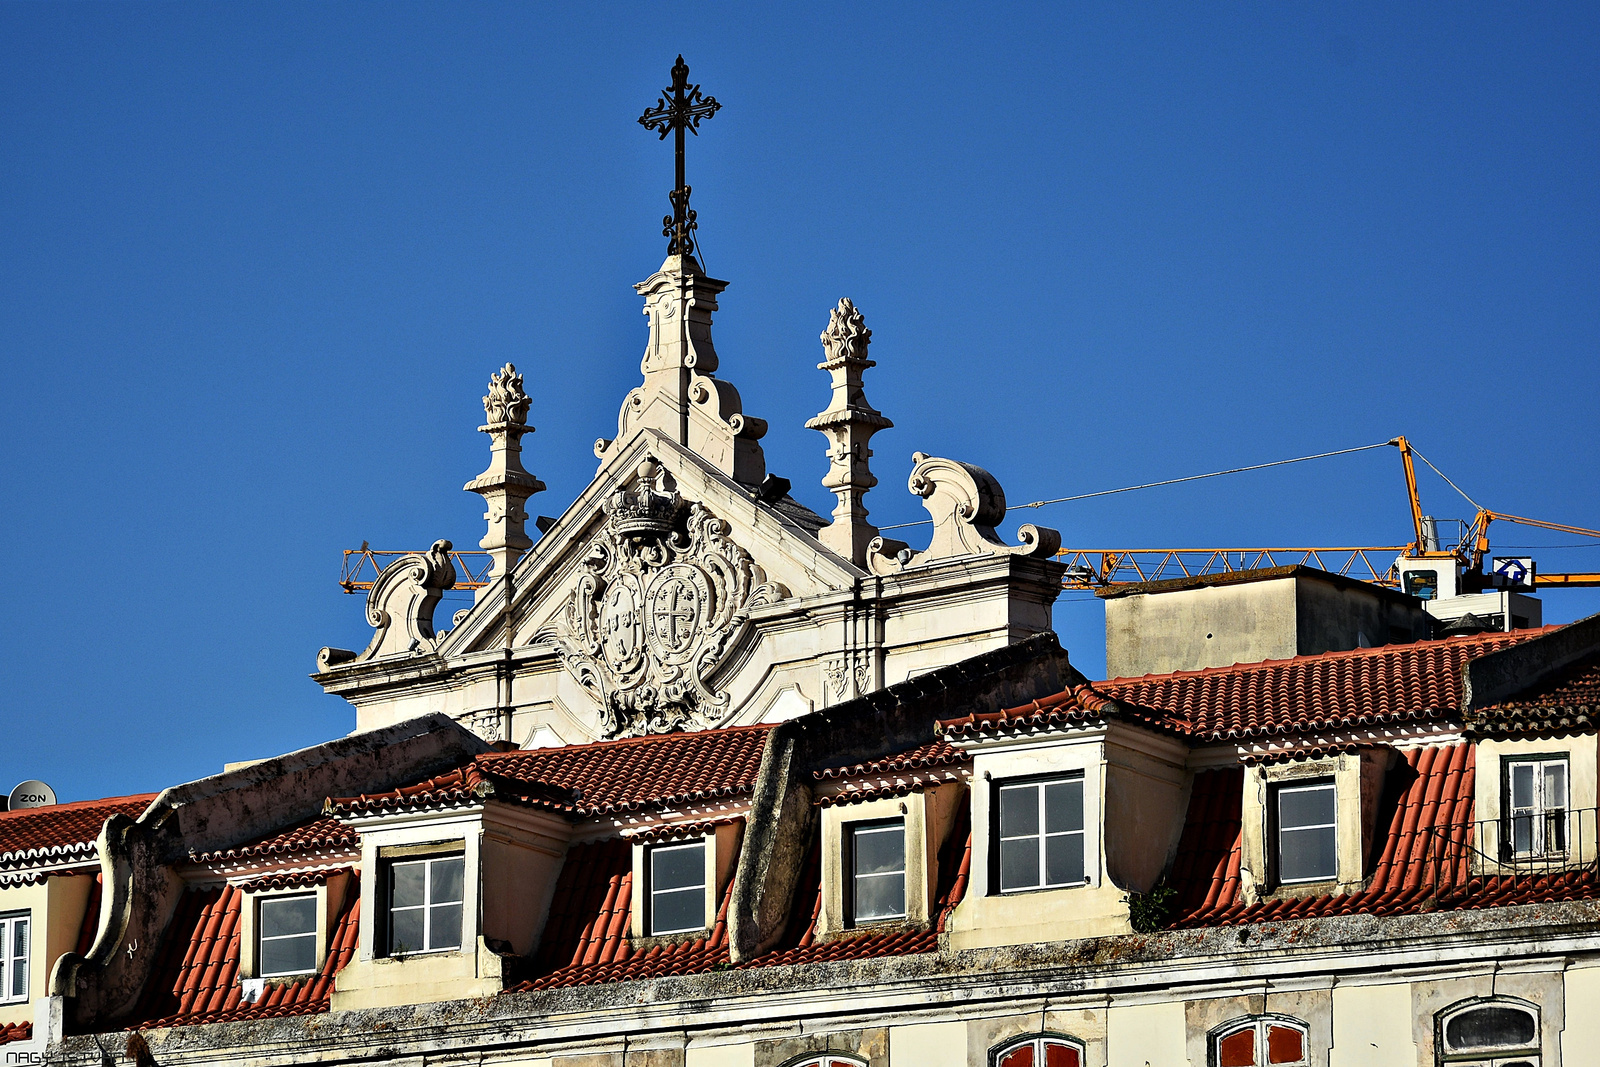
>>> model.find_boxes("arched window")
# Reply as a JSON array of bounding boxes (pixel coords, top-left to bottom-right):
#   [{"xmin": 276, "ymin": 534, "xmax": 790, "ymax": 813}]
[
  {"xmin": 1211, "ymin": 1017, "xmax": 1309, "ymax": 1067},
  {"xmin": 780, "ymin": 1056, "xmax": 866, "ymax": 1067},
  {"xmin": 1437, "ymin": 999, "xmax": 1540, "ymax": 1066},
  {"xmin": 992, "ymin": 1034, "xmax": 1086, "ymax": 1067}
]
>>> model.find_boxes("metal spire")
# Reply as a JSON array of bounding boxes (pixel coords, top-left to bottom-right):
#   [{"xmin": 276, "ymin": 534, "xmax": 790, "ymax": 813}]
[{"xmin": 638, "ymin": 55, "xmax": 721, "ymax": 258}]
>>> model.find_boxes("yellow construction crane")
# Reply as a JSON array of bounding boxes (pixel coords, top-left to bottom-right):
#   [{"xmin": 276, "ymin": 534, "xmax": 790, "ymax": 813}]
[{"xmin": 338, "ymin": 437, "xmax": 1600, "ymax": 594}]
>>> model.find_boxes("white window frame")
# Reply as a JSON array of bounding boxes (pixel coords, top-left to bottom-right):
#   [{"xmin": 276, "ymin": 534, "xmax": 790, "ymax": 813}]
[
  {"xmin": 991, "ymin": 1033, "xmax": 1087, "ymax": 1067},
  {"xmin": 1437, "ymin": 999, "xmax": 1541, "ymax": 1065},
  {"xmin": 257, "ymin": 893, "xmax": 318, "ymax": 978},
  {"xmin": 0, "ymin": 912, "xmax": 27, "ymax": 1004},
  {"xmin": 385, "ymin": 853, "xmax": 464, "ymax": 956},
  {"xmin": 648, "ymin": 839, "xmax": 707, "ymax": 936},
  {"xmin": 1274, "ymin": 779, "xmax": 1338, "ymax": 885},
  {"xmin": 1504, "ymin": 756, "xmax": 1569, "ymax": 859},
  {"xmin": 849, "ymin": 818, "xmax": 907, "ymax": 924},
  {"xmin": 1210, "ymin": 1016, "xmax": 1310, "ymax": 1066},
  {"xmin": 996, "ymin": 773, "xmax": 1087, "ymax": 893},
  {"xmin": 779, "ymin": 1057, "xmax": 867, "ymax": 1067}
]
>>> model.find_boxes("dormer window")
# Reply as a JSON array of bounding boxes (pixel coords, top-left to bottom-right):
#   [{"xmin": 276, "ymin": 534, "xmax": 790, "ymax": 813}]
[
  {"xmin": 1273, "ymin": 780, "xmax": 1337, "ymax": 884},
  {"xmin": 997, "ymin": 774, "xmax": 1085, "ymax": 893},
  {"xmin": 257, "ymin": 894, "xmax": 317, "ymax": 977},
  {"xmin": 848, "ymin": 819, "xmax": 906, "ymax": 923},
  {"xmin": 386, "ymin": 854, "xmax": 464, "ymax": 955},
  {"xmin": 0, "ymin": 912, "xmax": 27, "ymax": 1004},
  {"xmin": 1506, "ymin": 756, "xmax": 1568, "ymax": 858},
  {"xmin": 648, "ymin": 840, "xmax": 707, "ymax": 935}
]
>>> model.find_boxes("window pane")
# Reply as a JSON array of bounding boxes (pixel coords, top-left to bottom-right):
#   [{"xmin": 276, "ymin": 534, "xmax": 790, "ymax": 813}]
[
  {"xmin": 260, "ymin": 896, "xmax": 317, "ymax": 940},
  {"xmin": 1278, "ymin": 784, "xmax": 1335, "ymax": 830},
  {"xmin": 389, "ymin": 908, "xmax": 425, "ymax": 955},
  {"xmin": 1510, "ymin": 763, "xmax": 1535, "ymax": 810},
  {"xmin": 998, "ymin": 1047, "xmax": 1034, "ymax": 1067},
  {"xmin": 1043, "ymin": 1041, "xmax": 1081, "ymax": 1067},
  {"xmin": 1045, "ymin": 832, "xmax": 1085, "ymax": 886},
  {"xmin": 259, "ymin": 932, "xmax": 316, "ymax": 976},
  {"xmin": 651, "ymin": 886, "xmax": 705, "ymax": 934},
  {"xmin": 1000, "ymin": 835, "xmax": 1040, "ymax": 892},
  {"xmin": 853, "ymin": 824, "xmax": 904, "ymax": 876},
  {"xmin": 1445, "ymin": 1006, "xmax": 1537, "ymax": 1049},
  {"xmin": 11, "ymin": 919, "xmax": 25, "ymax": 959},
  {"xmin": 430, "ymin": 856, "xmax": 465, "ymax": 905},
  {"xmin": 1044, "ymin": 780, "xmax": 1083, "ymax": 834},
  {"xmin": 1545, "ymin": 762, "xmax": 1567, "ymax": 808},
  {"xmin": 1279, "ymin": 825, "xmax": 1337, "ymax": 882},
  {"xmin": 1218, "ymin": 1028, "xmax": 1257, "ymax": 1066},
  {"xmin": 390, "ymin": 861, "xmax": 427, "ymax": 909},
  {"xmin": 1000, "ymin": 784, "xmax": 1040, "ymax": 838},
  {"xmin": 853, "ymin": 871, "xmax": 905, "ymax": 921},
  {"xmin": 651, "ymin": 843, "xmax": 705, "ymax": 893},
  {"xmin": 428, "ymin": 902, "xmax": 463, "ymax": 950},
  {"xmin": 1266, "ymin": 1025, "xmax": 1304, "ymax": 1064},
  {"xmin": 1511, "ymin": 813, "xmax": 1534, "ymax": 854}
]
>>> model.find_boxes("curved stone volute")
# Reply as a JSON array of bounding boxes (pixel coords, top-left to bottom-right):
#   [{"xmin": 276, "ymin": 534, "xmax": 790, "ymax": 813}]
[
  {"xmin": 333, "ymin": 540, "xmax": 458, "ymax": 664},
  {"xmin": 867, "ymin": 453, "xmax": 1061, "ymax": 574}
]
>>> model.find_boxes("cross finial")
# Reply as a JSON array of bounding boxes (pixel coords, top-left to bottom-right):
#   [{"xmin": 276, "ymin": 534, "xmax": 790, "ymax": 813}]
[{"xmin": 638, "ymin": 55, "xmax": 721, "ymax": 258}]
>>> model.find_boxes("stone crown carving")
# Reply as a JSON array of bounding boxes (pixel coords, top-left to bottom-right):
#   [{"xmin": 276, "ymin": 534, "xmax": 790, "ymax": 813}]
[
  {"xmin": 868, "ymin": 453, "xmax": 1060, "ymax": 575},
  {"xmin": 538, "ymin": 459, "xmax": 789, "ymax": 737}
]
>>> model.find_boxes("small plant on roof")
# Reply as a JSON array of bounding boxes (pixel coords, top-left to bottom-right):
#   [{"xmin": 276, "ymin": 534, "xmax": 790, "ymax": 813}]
[{"xmin": 1124, "ymin": 880, "xmax": 1178, "ymax": 934}]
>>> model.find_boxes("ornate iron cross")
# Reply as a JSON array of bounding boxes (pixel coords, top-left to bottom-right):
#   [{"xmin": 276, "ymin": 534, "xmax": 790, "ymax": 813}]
[{"xmin": 638, "ymin": 55, "xmax": 721, "ymax": 257}]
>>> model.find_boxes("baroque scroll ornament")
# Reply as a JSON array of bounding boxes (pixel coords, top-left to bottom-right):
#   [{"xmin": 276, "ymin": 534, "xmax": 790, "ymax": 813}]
[{"xmin": 541, "ymin": 460, "xmax": 788, "ymax": 737}]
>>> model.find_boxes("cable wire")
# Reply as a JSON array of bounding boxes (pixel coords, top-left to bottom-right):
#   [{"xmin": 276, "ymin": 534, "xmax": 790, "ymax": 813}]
[
  {"xmin": 877, "ymin": 440, "xmax": 1397, "ymax": 530},
  {"xmin": 1406, "ymin": 444, "xmax": 1484, "ymax": 511}
]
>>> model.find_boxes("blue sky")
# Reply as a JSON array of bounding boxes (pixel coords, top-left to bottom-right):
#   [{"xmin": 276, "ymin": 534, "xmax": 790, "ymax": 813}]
[{"xmin": 3, "ymin": 4, "xmax": 1597, "ymax": 804}]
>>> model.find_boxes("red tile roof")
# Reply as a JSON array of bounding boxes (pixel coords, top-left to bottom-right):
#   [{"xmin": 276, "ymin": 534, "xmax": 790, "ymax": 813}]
[
  {"xmin": 190, "ymin": 816, "xmax": 357, "ymax": 865},
  {"xmin": 1105, "ymin": 630, "xmax": 1548, "ymax": 742},
  {"xmin": 813, "ymin": 739, "xmax": 969, "ymax": 780},
  {"xmin": 330, "ymin": 725, "xmax": 773, "ymax": 819},
  {"xmin": 1167, "ymin": 743, "xmax": 1600, "ymax": 927},
  {"xmin": 0, "ymin": 1023, "xmax": 30, "ymax": 1045},
  {"xmin": 944, "ymin": 631, "xmax": 1555, "ymax": 744},
  {"xmin": 1472, "ymin": 649, "xmax": 1600, "ymax": 735},
  {"xmin": 128, "ymin": 876, "xmax": 359, "ymax": 1030},
  {"xmin": 0, "ymin": 794, "xmax": 155, "ymax": 869},
  {"xmin": 510, "ymin": 803, "xmax": 976, "ymax": 992}
]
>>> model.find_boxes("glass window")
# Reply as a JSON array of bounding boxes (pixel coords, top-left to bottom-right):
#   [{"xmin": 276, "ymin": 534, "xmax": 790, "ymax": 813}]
[
  {"xmin": 258, "ymin": 894, "xmax": 318, "ymax": 976},
  {"xmin": 850, "ymin": 820, "xmax": 906, "ymax": 923},
  {"xmin": 998, "ymin": 774, "xmax": 1086, "ymax": 893},
  {"xmin": 0, "ymin": 913, "xmax": 27, "ymax": 1003},
  {"xmin": 649, "ymin": 840, "xmax": 706, "ymax": 935},
  {"xmin": 1439, "ymin": 1000, "xmax": 1540, "ymax": 1065},
  {"xmin": 783, "ymin": 1058, "xmax": 865, "ymax": 1067},
  {"xmin": 387, "ymin": 854, "xmax": 464, "ymax": 955},
  {"xmin": 1275, "ymin": 780, "xmax": 1337, "ymax": 884},
  {"xmin": 1213, "ymin": 1018, "xmax": 1309, "ymax": 1066},
  {"xmin": 993, "ymin": 1035, "xmax": 1084, "ymax": 1067},
  {"xmin": 1505, "ymin": 757, "xmax": 1568, "ymax": 858}
]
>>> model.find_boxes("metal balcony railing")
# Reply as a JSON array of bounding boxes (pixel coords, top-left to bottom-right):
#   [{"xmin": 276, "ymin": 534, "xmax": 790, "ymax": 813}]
[{"xmin": 1420, "ymin": 806, "xmax": 1600, "ymax": 899}]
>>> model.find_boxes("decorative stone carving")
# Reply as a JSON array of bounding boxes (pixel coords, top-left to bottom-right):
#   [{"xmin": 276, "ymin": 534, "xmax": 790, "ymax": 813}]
[
  {"xmin": 805, "ymin": 298, "xmax": 893, "ymax": 566},
  {"xmin": 464, "ymin": 364, "xmax": 546, "ymax": 579},
  {"xmin": 333, "ymin": 540, "xmax": 457, "ymax": 663},
  {"xmin": 538, "ymin": 459, "xmax": 789, "ymax": 737},
  {"xmin": 594, "ymin": 255, "xmax": 768, "ymax": 485},
  {"xmin": 867, "ymin": 453, "xmax": 1061, "ymax": 575}
]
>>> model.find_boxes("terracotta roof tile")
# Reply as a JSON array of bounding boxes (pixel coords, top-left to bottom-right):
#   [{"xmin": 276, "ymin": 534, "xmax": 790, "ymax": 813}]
[
  {"xmin": 128, "ymin": 877, "xmax": 359, "ymax": 1030},
  {"xmin": 1104, "ymin": 630, "xmax": 1547, "ymax": 742},
  {"xmin": 1169, "ymin": 742, "xmax": 1600, "ymax": 927},
  {"xmin": 0, "ymin": 794, "xmax": 155, "ymax": 869},
  {"xmin": 0, "ymin": 1023, "xmax": 30, "ymax": 1045},
  {"xmin": 330, "ymin": 725, "xmax": 773, "ymax": 819},
  {"xmin": 813, "ymin": 739, "xmax": 969, "ymax": 780},
  {"xmin": 191, "ymin": 816, "xmax": 357, "ymax": 865},
  {"xmin": 1471, "ymin": 649, "xmax": 1600, "ymax": 735},
  {"xmin": 938, "ymin": 682, "xmax": 1184, "ymax": 740}
]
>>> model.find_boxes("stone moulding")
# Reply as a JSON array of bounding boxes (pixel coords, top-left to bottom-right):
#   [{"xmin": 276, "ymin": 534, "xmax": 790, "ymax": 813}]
[
  {"xmin": 536, "ymin": 459, "xmax": 789, "ymax": 738},
  {"xmin": 320, "ymin": 540, "xmax": 457, "ymax": 669},
  {"xmin": 866, "ymin": 452, "xmax": 1061, "ymax": 576}
]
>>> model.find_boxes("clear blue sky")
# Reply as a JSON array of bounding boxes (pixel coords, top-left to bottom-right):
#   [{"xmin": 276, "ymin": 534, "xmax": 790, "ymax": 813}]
[{"xmin": 3, "ymin": 4, "xmax": 1597, "ymax": 804}]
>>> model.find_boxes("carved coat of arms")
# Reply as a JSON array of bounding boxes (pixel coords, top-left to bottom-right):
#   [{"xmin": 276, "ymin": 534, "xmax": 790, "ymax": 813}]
[{"xmin": 541, "ymin": 460, "xmax": 787, "ymax": 737}]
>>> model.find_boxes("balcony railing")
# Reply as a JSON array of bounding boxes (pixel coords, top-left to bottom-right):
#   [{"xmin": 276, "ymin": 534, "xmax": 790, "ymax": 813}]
[{"xmin": 1419, "ymin": 806, "xmax": 1600, "ymax": 900}]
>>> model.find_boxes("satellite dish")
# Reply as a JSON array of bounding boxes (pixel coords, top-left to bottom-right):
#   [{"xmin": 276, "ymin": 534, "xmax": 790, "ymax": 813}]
[{"xmin": 9, "ymin": 780, "xmax": 56, "ymax": 810}]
